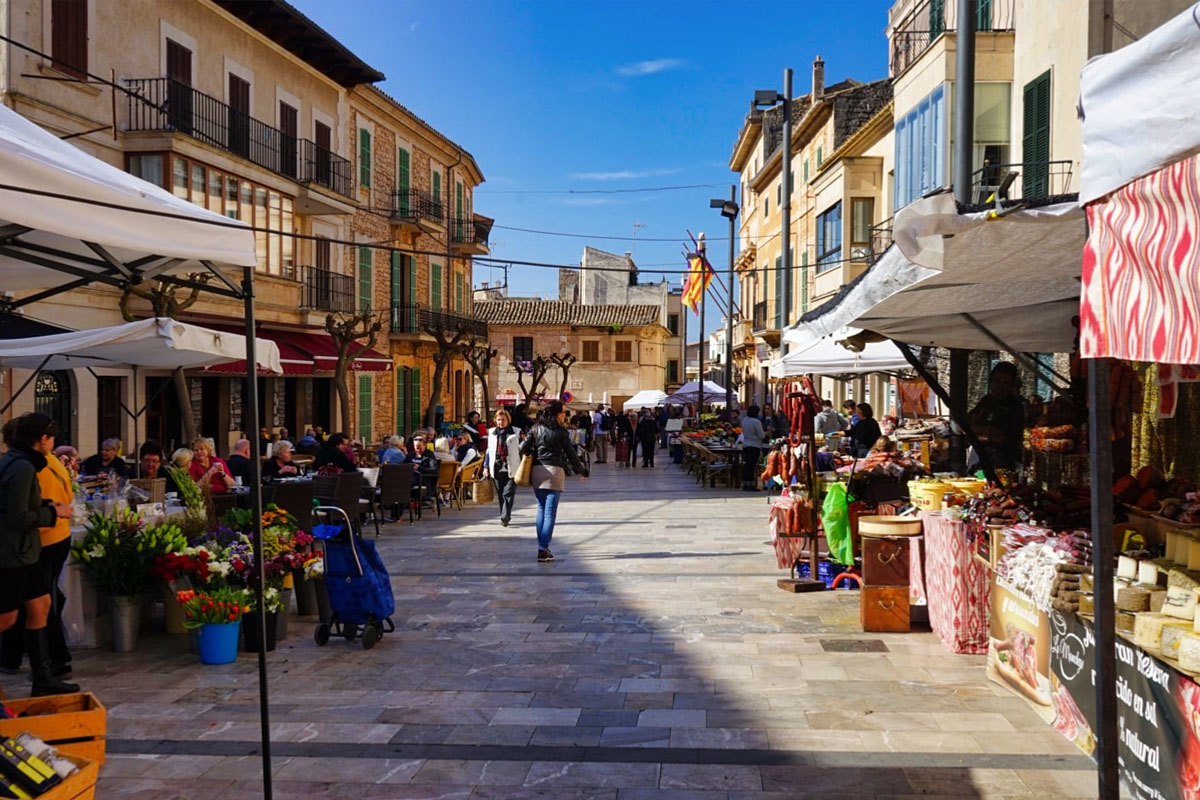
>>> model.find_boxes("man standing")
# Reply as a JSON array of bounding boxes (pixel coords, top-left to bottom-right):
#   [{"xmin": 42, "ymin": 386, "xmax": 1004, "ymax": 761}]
[
  {"xmin": 739, "ymin": 405, "xmax": 767, "ymax": 491},
  {"xmin": 814, "ymin": 400, "xmax": 847, "ymax": 437},
  {"xmin": 226, "ymin": 439, "xmax": 254, "ymax": 485},
  {"xmin": 636, "ymin": 409, "xmax": 659, "ymax": 468},
  {"xmin": 614, "ymin": 410, "xmax": 633, "ymax": 466},
  {"xmin": 591, "ymin": 406, "xmax": 608, "ymax": 464}
]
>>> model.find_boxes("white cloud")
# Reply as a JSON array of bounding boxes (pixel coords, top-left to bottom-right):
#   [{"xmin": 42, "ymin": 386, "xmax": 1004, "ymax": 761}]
[
  {"xmin": 615, "ymin": 58, "xmax": 686, "ymax": 77},
  {"xmin": 409, "ymin": 21, "xmax": 420, "ymax": 32},
  {"xmin": 569, "ymin": 168, "xmax": 681, "ymax": 181}
]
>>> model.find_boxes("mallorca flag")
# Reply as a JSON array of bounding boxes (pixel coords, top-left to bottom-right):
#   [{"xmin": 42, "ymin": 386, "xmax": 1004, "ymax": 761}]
[{"xmin": 681, "ymin": 253, "xmax": 712, "ymax": 313}]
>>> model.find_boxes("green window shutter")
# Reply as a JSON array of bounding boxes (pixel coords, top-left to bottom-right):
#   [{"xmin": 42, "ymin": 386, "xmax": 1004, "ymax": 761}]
[
  {"xmin": 410, "ymin": 368, "xmax": 421, "ymax": 431},
  {"xmin": 397, "ymin": 148, "xmax": 410, "ymax": 191},
  {"xmin": 773, "ymin": 256, "xmax": 782, "ymax": 328},
  {"xmin": 432, "ymin": 171, "xmax": 441, "ymax": 204},
  {"xmin": 358, "ymin": 375, "xmax": 373, "ymax": 441},
  {"xmin": 930, "ymin": 0, "xmax": 946, "ymax": 36},
  {"xmin": 359, "ymin": 129, "xmax": 371, "ymax": 188},
  {"xmin": 455, "ymin": 182, "xmax": 464, "ymax": 239},
  {"xmin": 396, "ymin": 368, "xmax": 407, "ymax": 433},
  {"xmin": 1022, "ymin": 71, "xmax": 1052, "ymax": 197},
  {"xmin": 455, "ymin": 271, "xmax": 464, "ymax": 313},
  {"xmin": 358, "ymin": 246, "xmax": 373, "ymax": 312},
  {"xmin": 816, "ymin": 145, "xmax": 823, "ymax": 167},
  {"xmin": 800, "ymin": 251, "xmax": 809, "ymax": 312},
  {"xmin": 976, "ymin": 0, "xmax": 993, "ymax": 31},
  {"xmin": 431, "ymin": 263, "xmax": 442, "ymax": 308},
  {"xmin": 804, "ymin": 159, "xmax": 809, "ymax": 183},
  {"xmin": 390, "ymin": 250, "xmax": 402, "ymax": 328}
]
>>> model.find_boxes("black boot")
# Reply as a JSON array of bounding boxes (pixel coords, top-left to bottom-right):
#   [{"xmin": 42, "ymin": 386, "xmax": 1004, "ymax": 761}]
[{"xmin": 26, "ymin": 628, "xmax": 78, "ymax": 697}]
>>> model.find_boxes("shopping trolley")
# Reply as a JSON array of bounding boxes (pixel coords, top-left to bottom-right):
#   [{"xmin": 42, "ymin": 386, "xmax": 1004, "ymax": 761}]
[{"xmin": 311, "ymin": 506, "xmax": 395, "ymax": 649}]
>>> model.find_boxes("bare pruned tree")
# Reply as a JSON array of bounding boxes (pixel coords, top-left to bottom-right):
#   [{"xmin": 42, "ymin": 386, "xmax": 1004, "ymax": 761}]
[
  {"xmin": 461, "ymin": 339, "xmax": 498, "ymax": 421},
  {"xmin": 325, "ymin": 311, "xmax": 383, "ymax": 436},
  {"xmin": 514, "ymin": 355, "xmax": 552, "ymax": 406},
  {"xmin": 423, "ymin": 318, "xmax": 474, "ymax": 428},
  {"xmin": 547, "ymin": 352, "xmax": 577, "ymax": 401}
]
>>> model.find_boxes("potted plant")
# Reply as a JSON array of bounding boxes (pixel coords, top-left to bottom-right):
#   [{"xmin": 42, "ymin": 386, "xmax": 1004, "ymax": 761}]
[
  {"xmin": 240, "ymin": 586, "xmax": 283, "ymax": 652},
  {"xmin": 152, "ymin": 551, "xmax": 212, "ymax": 634},
  {"xmin": 178, "ymin": 587, "xmax": 250, "ymax": 665},
  {"xmin": 71, "ymin": 510, "xmax": 187, "ymax": 652},
  {"xmin": 302, "ymin": 553, "xmax": 326, "ymax": 620}
]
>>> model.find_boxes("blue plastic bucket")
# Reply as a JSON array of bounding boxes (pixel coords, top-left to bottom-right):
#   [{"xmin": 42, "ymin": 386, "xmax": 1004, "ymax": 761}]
[{"xmin": 198, "ymin": 621, "xmax": 241, "ymax": 664}]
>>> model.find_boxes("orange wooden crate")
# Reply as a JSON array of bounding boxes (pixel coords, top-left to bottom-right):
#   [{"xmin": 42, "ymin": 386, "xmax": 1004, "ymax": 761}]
[
  {"xmin": 38, "ymin": 753, "xmax": 98, "ymax": 800},
  {"xmin": 0, "ymin": 693, "xmax": 106, "ymax": 765}
]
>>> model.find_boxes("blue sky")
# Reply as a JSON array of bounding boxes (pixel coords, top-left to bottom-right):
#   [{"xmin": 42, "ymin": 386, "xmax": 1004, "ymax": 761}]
[{"xmin": 292, "ymin": 0, "xmax": 892, "ymax": 340}]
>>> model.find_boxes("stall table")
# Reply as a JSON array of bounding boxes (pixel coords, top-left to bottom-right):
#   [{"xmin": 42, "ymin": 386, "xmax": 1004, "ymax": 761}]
[{"xmin": 920, "ymin": 511, "xmax": 991, "ymax": 654}]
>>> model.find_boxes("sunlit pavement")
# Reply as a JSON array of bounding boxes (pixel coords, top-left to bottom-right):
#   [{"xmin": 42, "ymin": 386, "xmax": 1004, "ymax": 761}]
[{"xmin": 4, "ymin": 455, "xmax": 1103, "ymax": 799}]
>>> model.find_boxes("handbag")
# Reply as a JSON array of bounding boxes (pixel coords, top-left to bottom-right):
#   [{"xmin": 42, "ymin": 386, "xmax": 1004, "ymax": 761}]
[{"xmin": 513, "ymin": 454, "xmax": 533, "ymax": 487}]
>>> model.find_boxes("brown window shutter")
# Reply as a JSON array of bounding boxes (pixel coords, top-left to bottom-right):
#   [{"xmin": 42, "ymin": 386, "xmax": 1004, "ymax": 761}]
[{"xmin": 51, "ymin": 0, "xmax": 88, "ymax": 78}]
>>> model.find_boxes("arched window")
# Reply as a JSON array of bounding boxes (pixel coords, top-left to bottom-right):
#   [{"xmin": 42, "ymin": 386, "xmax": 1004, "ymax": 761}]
[{"xmin": 34, "ymin": 371, "xmax": 72, "ymax": 446}]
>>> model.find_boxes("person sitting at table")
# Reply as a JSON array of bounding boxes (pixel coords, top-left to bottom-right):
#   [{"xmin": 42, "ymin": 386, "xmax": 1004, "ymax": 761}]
[
  {"xmin": 225, "ymin": 439, "xmax": 254, "ymax": 485},
  {"xmin": 262, "ymin": 441, "xmax": 300, "ymax": 480},
  {"xmin": 81, "ymin": 438, "xmax": 129, "ymax": 480},
  {"xmin": 277, "ymin": 428, "xmax": 293, "ymax": 448},
  {"xmin": 138, "ymin": 441, "xmax": 168, "ymax": 480},
  {"xmin": 313, "ymin": 432, "xmax": 358, "ymax": 474},
  {"xmin": 380, "ymin": 436, "xmax": 409, "ymax": 466},
  {"xmin": 164, "ymin": 448, "xmax": 192, "ymax": 496},
  {"xmin": 53, "ymin": 446, "xmax": 79, "ymax": 480},
  {"xmin": 295, "ymin": 429, "xmax": 320, "ymax": 456},
  {"xmin": 453, "ymin": 431, "xmax": 480, "ymax": 468},
  {"xmin": 432, "ymin": 437, "xmax": 457, "ymax": 462},
  {"xmin": 189, "ymin": 437, "xmax": 235, "ymax": 494},
  {"xmin": 847, "ymin": 402, "xmax": 882, "ymax": 459}
]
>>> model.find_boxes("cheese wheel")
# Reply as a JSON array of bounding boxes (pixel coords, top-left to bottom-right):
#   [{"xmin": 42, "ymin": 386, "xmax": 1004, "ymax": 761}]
[
  {"xmin": 1163, "ymin": 586, "xmax": 1200, "ymax": 620},
  {"xmin": 1114, "ymin": 578, "xmax": 1130, "ymax": 604},
  {"xmin": 1190, "ymin": 541, "xmax": 1200, "ymax": 572},
  {"xmin": 1179, "ymin": 632, "xmax": 1200, "ymax": 672},
  {"xmin": 1081, "ymin": 573, "xmax": 1094, "ymax": 592},
  {"xmin": 1118, "ymin": 556, "xmax": 1139, "ymax": 580},
  {"xmin": 1150, "ymin": 589, "xmax": 1169, "ymax": 613},
  {"xmin": 1169, "ymin": 568, "xmax": 1200, "ymax": 591},
  {"xmin": 1134, "ymin": 612, "xmax": 1190, "ymax": 650},
  {"xmin": 1138, "ymin": 562, "xmax": 1159, "ymax": 586},
  {"xmin": 1163, "ymin": 624, "xmax": 1191, "ymax": 659},
  {"xmin": 1117, "ymin": 586, "xmax": 1152, "ymax": 613},
  {"xmin": 1117, "ymin": 611, "xmax": 1137, "ymax": 633},
  {"xmin": 1079, "ymin": 594, "xmax": 1094, "ymax": 614}
]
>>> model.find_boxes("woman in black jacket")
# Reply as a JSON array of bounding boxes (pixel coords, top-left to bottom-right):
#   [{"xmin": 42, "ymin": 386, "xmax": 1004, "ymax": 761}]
[
  {"xmin": 519, "ymin": 401, "xmax": 588, "ymax": 562},
  {"xmin": 848, "ymin": 402, "xmax": 883, "ymax": 458},
  {"xmin": 313, "ymin": 432, "xmax": 359, "ymax": 474},
  {"xmin": 0, "ymin": 414, "xmax": 78, "ymax": 696}
]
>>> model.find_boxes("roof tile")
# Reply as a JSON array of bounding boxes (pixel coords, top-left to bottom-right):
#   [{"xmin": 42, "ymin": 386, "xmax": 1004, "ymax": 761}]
[{"xmin": 474, "ymin": 300, "xmax": 660, "ymax": 328}]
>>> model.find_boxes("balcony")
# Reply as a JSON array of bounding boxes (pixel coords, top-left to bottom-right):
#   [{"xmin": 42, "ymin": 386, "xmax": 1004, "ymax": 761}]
[
  {"xmin": 450, "ymin": 217, "xmax": 492, "ymax": 255},
  {"xmin": 391, "ymin": 189, "xmax": 445, "ymax": 235},
  {"xmin": 124, "ymin": 77, "xmax": 355, "ymax": 212},
  {"xmin": 970, "ymin": 160, "xmax": 1074, "ymax": 204},
  {"xmin": 751, "ymin": 300, "xmax": 781, "ymax": 347},
  {"xmin": 889, "ymin": 0, "xmax": 1015, "ymax": 76},
  {"xmin": 868, "ymin": 217, "xmax": 894, "ymax": 262},
  {"xmin": 390, "ymin": 303, "xmax": 488, "ymax": 339},
  {"xmin": 299, "ymin": 265, "xmax": 355, "ymax": 313}
]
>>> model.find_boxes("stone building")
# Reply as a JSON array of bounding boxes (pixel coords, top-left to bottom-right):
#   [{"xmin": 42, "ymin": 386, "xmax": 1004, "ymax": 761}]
[{"xmin": 474, "ymin": 300, "xmax": 668, "ymax": 414}]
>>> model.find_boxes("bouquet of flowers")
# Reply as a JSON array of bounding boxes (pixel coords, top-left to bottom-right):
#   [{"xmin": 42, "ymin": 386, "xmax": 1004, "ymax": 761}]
[
  {"xmin": 176, "ymin": 587, "xmax": 252, "ymax": 628},
  {"xmin": 152, "ymin": 550, "xmax": 211, "ymax": 586},
  {"xmin": 71, "ymin": 509, "xmax": 188, "ymax": 597}
]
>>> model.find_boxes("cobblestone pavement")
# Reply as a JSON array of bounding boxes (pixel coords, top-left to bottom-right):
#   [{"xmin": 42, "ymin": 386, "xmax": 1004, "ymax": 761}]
[{"xmin": 2, "ymin": 456, "xmax": 1101, "ymax": 799}]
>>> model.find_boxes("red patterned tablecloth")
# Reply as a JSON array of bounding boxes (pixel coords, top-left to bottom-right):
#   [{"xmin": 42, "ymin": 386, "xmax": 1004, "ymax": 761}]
[{"xmin": 920, "ymin": 511, "xmax": 990, "ymax": 654}]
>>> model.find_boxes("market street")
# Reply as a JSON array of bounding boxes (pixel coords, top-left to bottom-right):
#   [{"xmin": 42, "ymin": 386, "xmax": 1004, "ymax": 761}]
[{"xmin": 1, "ymin": 460, "xmax": 1100, "ymax": 800}]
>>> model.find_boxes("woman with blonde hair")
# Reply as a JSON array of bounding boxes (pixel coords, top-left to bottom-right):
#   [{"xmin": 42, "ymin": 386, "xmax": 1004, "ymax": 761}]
[
  {"xmin": 187, "ymin": 437, "xmax": 235, "ymax": 494},
  {"xmin": 484, "ymin": 409, "xmax": 521, "ymax": 527}
]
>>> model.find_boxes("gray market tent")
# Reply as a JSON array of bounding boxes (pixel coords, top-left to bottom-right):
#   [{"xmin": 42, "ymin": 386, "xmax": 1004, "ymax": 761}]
[
  {"xmin": 665, "ymin": 380, "xmax": 728, "ymax": 406},
  {"xmin": 621, "ymin": 389, "xmax": 669, "ymax": 410},
  {"xmin": 0, "ymin": 102, "xmax": 278, "ymax": 795},
  {"xmin": 769, "ymin": 329, "xmax": 914, "ymax": 379}
]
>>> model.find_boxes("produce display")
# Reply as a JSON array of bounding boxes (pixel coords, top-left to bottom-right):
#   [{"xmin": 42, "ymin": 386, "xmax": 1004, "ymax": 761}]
[
  {"xmin": 1029, "ymin": 424, "xmax": 1078, "ymax": 453},
  {"xmin": 1050, "ymin": 562, "xmax": 1088, "ymax": 613},
  {"xmin": 963, "ymin": 484, "xmax": 1091, "ymax": 530},
  {"xmin": 1113, "ymin": 466, "xmax": 1200, "ymax": 521}
]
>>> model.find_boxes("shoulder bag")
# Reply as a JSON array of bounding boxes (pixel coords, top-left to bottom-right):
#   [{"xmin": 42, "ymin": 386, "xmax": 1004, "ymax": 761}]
[{"xmin": 514, "ymin": 427, "xmax": 536, "ymax": 487}]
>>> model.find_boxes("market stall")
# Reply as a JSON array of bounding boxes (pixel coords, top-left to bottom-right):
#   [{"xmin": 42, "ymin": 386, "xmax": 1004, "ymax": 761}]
[{"xmin": 621, "ymin": 389, "xmax": 668, "ymax": 411}]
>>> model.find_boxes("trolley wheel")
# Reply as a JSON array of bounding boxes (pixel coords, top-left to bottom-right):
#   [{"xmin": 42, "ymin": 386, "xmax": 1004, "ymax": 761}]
[
  {"xmin": 343, "ymin": 624, "xmax": 358, "ymax": 641},
  {"xmin": 314, "ymin": 623, "xmax": 330, "ymax": 647},
  {"xmin": 362, "ymin": 623, "xmax": 380, "ymax": 650}
]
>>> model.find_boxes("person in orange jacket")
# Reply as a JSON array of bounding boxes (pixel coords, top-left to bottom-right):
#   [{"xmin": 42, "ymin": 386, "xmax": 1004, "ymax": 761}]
[{"xmin": 0, "ymin": 427, "xmax": 76, "ymax": 681}]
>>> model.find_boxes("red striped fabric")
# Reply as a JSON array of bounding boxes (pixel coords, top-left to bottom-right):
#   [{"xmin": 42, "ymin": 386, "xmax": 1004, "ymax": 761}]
[{"xmin": 1081, "ymin": 152, "xmax": 1200, "ymax": 365}]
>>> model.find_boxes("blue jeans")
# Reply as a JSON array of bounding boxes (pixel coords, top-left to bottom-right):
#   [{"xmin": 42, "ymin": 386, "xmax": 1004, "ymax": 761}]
[{"xmin": 534, "ymin": 487, "xmax": 562, "ymax": 550}]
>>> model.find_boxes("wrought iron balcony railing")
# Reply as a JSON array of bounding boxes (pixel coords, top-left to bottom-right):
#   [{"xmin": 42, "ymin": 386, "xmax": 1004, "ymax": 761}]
[
  {"xmin": 391, "ymin": 303, "xmax": 487, "ymax": 339},
  {"xmin": 391, "ymin": 189, "xmax": 444, "ymax": 226},
  {"xmin": 450, "ymin": 218, "xmax": 491, "ymax": 247},
  {"xmin": 124, "ymin": 77, "xmax": 353, "ymax": 198},
  {"xmin": 752, "ymin": 301, "xmax": 772, "ymax": 333},
  {"xmin": 889, "ymin": 0, "xmax": 1015, "ymax": 75},
  {"xmin": 299, "ymin": 265, "xmax": 355, "ymax": 313},
  {"xmin": 970, "ymin": 160, "xmax": 1074, "ymax": 203}
]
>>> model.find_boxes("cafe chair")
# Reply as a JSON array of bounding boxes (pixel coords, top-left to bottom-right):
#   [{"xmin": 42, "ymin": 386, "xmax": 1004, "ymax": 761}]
[
  {"xmin": 434, "ymin": 460, "xmax": 458, "ymax": 516},
  {"xmin": 453, "ymin": 459, "xmax": 485, "ymax": 510},
  {"xmin": 377, "ymin": 463, "xmax": 416, "ymax": 524},
  {"xmin": 265, "ymin": 480, "xmax": 315, "ymax": 533}
]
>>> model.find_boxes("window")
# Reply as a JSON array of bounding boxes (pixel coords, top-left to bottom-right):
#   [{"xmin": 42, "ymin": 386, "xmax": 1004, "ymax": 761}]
[
  {"xmin": 432, "ymin": 170, "xmax": 442, "ymax": 205},
  {"xmin": 803, "ymin": 159, "xmax": 809, "ymax": 184},
  {"xmin": 667, "ymin": 359, "xmax": 679, "ymax": 384},
  {"xmin": 894, "ymin": 84, "xmax": 947, "ymax": 209},
  {"xmin": 358, "ymin": 375, "xmax": 373, "ymax": 441},
  {"xmin": 513, "ymin": 336, "xmax": 533, "ymax": 363},
  {"xmin": 582, "ymin": 340, "xmax": 600, "ymax": 361},
  {"xmin": 51, "ymin": 0, "xmax": 87, "ymax": 78},
  {"xmin": 666, "ymin": 313, "xmax": 679, "ymax": 336},
  {"xmin": 976, "ymin": 0, "xmax": 993, "ymax": 31},
  {"xmin": 358, "ymin": 246, "xmax": 373, "ymax": 311},
  {"xmin": 614, "ymin": 341, "xmax": 633, "ymax": 362},
  {"xmin": 397, "ymin": 147, "xmax": 411, "ymax": 192},
  {"xmin": 816, "ymin": 145, "xmax": 823, "ymax": 167},
  {"xmin": 409, "ymin": 368, "xmax": 422, "ymax": 431},
  {"xmin": 789, "ymin": 170, "xmax": 795, "ymax": 195},
  {"xmin": 279, "ymin": 102, "xmax": 297, "ymax": 178},
  {"xmin": 776, "ymin": 183, "xmax": 781, "ymax": 205},
  {"xmin": 455, "ymin": 181, "xmax": 465, "ymax": 239},
  {"xmin": 764, "ymin": 195, "xmax": 769, "ymax": 217},
  {"xmin": 1022, "ymin": 72, "xmax": 1051, "ymax": 197},
  {"xmin": 390, "ymin": 251, "xmax": 403, "ymax": 308},
  {"xmin": 431, "ymin": 263, "xmax": 442, "ymax": 308},
  {"xmin": 930, "ymin": 0, "xmax": 946, "ymax": 36},
  {"xmin": 359, "ymin": 128, "xmax": 371, "ymax": 188},
  {"xmin": 396, "ymin": 368, "xmax": 407, "ymax": 434},
  {"xmin": 228, "ymin": 74, "xmax": 250, "ymax": 158},
  {"xmin": 816, "ymin": 202, "xmax": 843, "ymax": 273},
  {"xmin": 850, "ymin": 198, "xmax": 874, "ymax": 259},
  {"xmin": 158, "ymin": 153, "xmax": 293, "ymax": 275},
  {"xmin": 455, "ymin": 270, "xmax": 464, "ymax": 313}
]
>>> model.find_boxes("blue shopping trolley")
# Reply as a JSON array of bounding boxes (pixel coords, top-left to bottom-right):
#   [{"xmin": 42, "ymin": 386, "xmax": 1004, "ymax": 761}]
[{"xmin": 311, "ymin": 506, "xmax": 395, "ymax": 649}]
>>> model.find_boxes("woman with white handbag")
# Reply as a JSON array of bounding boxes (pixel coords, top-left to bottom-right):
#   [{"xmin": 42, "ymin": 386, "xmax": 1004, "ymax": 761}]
[{"xmin": 484, "ymin": 409, "xmax": 522, "ymax": 527}]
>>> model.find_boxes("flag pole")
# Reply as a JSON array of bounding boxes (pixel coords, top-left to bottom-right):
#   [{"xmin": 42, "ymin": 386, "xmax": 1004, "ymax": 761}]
[{"xmin": 698, "ymin": 232, "xmax": 707, "ymax": 410}]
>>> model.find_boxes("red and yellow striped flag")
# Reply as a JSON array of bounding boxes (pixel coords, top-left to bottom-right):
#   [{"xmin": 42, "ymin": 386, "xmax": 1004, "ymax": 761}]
[{"xmin": 681, "ymin": 253, "xmax": 712, "ymax": 313}]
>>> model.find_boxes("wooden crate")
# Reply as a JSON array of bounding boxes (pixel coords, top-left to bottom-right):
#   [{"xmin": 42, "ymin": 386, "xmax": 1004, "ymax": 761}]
[
  {"xmin": 0, "ymin": 693, "xmax": 106, "ymax": 765},
  {"xmin": 39, "ymin": 752, "xmax": 98, "ymax": 800},
  {"xmin": 861, "ymin": 586, "xmax": 910, "ymax": 632}
]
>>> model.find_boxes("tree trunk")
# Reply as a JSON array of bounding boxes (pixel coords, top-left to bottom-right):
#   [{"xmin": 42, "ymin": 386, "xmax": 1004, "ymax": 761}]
[
  {"xmin": 478, "ymin": 374, "xmax": 491, "ymax": 422},
  {"xmin": 174, "ymin": 368, "xmax": 198, "ymax": 445},
  {"xmin": 425, "ymin": 358, "xmax": 449, "ymax": 429},
  {"xmin": 335, "ymin": 359, "xmax": 352, "ymax": 435}
]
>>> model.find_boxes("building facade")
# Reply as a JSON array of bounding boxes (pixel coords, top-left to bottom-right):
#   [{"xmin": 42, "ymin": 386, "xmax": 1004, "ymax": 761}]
[{"xmin": 474, "ymin": 300, "xmax": 668, "ymax": 415}]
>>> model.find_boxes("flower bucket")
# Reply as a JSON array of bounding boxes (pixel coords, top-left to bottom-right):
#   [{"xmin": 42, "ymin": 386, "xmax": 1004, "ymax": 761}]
[
  {"xmin": 293, "ymin": 570, "xmax": 318, "ymax": 616},
  {"xmin": 162, "ymin": 586, "xmax": 187, "ymax": 635},
  {"xmin": 313, "ymin": 578, "xmax": 332, "ymax": 624},
  {"xmin": 197, "ymin": 621, "xmax": 241, "ymax": 664},
  {"xmin": 281, "ymin": 572, "xmax": 295, "ymax": 590},
  {"xmin": 111, "ymin": 596, "xmax": 141, "ymax": 653},
  {"xmin": 276, "ymin": 589, "xmax": 292, "ymax": 640},
  {"xmin": 241, "ymin": 610, "xmax": 278, "ymax": 652}
]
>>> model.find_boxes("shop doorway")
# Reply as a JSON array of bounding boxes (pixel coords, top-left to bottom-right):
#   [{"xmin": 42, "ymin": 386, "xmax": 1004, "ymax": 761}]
[
  {"xmin": 35, "ymin": 370, "xmax": 72, "ymax": 447},
  {"xmin": 312, "ymin": 378, "xmax": 332, "ymax": 433},
  {"xmin": 145, "ymin": 376, "xmax": 183, "ymax": 451},
  {"xmin": 96, "ymin": 376, "xmax": 123, "ymax": 452}
]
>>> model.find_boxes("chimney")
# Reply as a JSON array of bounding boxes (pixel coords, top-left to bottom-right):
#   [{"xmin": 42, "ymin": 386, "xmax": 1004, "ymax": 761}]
[{"xmin": 812, "ymin": 55, "xmax": 825, "ymax": 100}]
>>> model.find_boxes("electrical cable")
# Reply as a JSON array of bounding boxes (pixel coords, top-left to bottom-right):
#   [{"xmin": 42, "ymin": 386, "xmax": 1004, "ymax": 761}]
[{"xmin": 482, "ymin": 183, "xmax": 726, "ymax": 195}]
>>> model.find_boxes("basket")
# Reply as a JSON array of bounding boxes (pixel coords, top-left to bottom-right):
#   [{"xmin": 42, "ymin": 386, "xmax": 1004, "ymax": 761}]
[
  {"xmin": 908, "ymin": 481, "xmax": 951, "ymax": 511},
  {"xmin": 128, "ymin": 478, "xmax": 166, "ymax": 504},
  {"xmin": 467, "ymin": 479, "xmax": 494, "ymax": 504},
  {"xmin": 0, "ymin": 693, "xmax": 107, "ymax": 765}
]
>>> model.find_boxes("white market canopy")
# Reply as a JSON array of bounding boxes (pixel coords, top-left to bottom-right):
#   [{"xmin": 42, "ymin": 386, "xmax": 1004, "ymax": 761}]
[
  {"xmin": 0, "ymin": 317, "xmax": 282, "ymax": 373},
  {"xmin": 621, "ymin": 389, "xmax": 669, "ymax": 410},
  {"xmin": 784, "ymin": 193, "xmax": 1084, "ymax": 352},
  {"xmin": 769, "ymin": 330, "xmax": 914, "ymax": 380},
  {"xmin": 0, "ymin": 103, "xmax": 256, "ymax": 295},
  {"xmin": 665, "ymin": 380, "xmax": 728, "ymax": 406}
]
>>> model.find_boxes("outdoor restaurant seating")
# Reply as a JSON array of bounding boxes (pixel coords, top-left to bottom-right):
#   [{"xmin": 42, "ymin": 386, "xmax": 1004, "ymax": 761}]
[
  {"xmin": 453, "ymin": 460, "xmax": 484, "ymax": 510},
  {"xmin": 377, "ymin": 463, "xmax": 416, "ymax": 524}
]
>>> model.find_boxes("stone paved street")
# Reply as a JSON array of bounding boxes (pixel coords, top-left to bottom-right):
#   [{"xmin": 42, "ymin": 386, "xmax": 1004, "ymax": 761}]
[{"xmin": 3, "ymin": 457, "xmax": 1099, "ymax": 799}]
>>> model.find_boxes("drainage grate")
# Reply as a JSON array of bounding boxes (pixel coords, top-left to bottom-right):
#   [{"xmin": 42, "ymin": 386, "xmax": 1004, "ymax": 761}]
[{"xmin": 819, "ymin": 639, "xmax": 889, "ymax": 653}]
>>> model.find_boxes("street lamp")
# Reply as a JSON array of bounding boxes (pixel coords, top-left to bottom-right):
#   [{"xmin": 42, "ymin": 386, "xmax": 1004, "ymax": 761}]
[
  {"xmin": 710, "ymin": 189, "xmax": 739, "ymax": 412},
  {"xmin": 754, "ymin": 69, "xmax": 793, "ymax": 340}
]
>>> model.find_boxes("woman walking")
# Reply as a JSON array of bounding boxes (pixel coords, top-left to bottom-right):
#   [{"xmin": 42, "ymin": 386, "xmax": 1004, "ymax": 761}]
[
  {"xmin": 519, "ymin": 401, "xmax": 589, "ymax": 562},
  {"xmin": 0, "ymin": 413, "xmax": 79, "ymax": 696},
  {"xmin": 848, "ymin": 402, "xmax": 882, "ymax": 459},
  {"xmin": 484, "ymin": 409, "xmax": 521, "ymax": 527}
]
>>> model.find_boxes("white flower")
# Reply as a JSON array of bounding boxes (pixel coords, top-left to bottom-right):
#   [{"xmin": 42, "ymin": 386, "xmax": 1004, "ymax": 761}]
[
  {"xmin": 86, "ymin": 545, "xmax": 105, "ymax": 559},
  {"xmin": 208, "ymin": 561, "xmax": 232, "ymax": 578}
]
